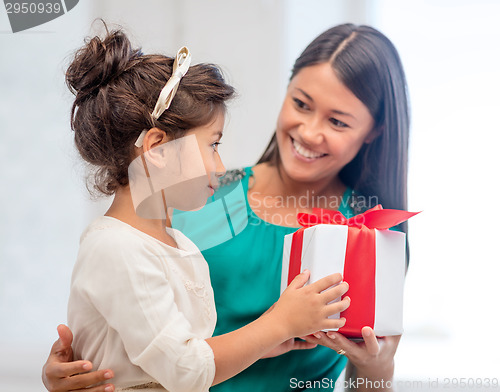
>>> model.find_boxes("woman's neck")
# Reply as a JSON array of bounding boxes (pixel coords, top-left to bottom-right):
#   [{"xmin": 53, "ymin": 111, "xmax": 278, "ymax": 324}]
[
  {"xmin": 252, "ymin": 162, "xmax": 345, "ymax": 200},
  {"xmin": 247, "ymin": 163, "xmax": 347, "ymax": 227},
  {"xmin": 105, "ymin": 187, "xmax": 178, "ymax": 248}
]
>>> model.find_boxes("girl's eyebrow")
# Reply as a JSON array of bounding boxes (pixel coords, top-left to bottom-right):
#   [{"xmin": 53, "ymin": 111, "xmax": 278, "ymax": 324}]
[{"xmin": 296, "ymin": 88, "xmax": 354, "ymax": 118}]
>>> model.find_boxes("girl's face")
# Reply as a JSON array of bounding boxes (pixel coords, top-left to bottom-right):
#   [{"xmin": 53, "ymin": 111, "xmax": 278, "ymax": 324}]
[
  {"xmin": 186, "ymin": 111, "xmax": 226, "ymax": 197},
  {"xmin": 276, "ymin": 62, "xmax": 376, "ymax": 187}
]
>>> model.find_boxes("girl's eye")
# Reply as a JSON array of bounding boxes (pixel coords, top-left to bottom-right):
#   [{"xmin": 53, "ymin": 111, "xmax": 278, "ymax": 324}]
[
  {"xmin": 292, "ymin": 97, "xmax": 309, "ymax": 110},
  {"xmin": 211, "ymin": 142, "xmax": 221, "ymax": 152},
  {"xmin": 329, "ymin": 117, "xmax": 348, "ymax": 128}
]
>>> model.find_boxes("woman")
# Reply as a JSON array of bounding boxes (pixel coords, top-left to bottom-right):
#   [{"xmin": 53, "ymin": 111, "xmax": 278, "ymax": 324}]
[{"xmin": 43, "ymin": 24, "xmax": 409, "ymax": 392}]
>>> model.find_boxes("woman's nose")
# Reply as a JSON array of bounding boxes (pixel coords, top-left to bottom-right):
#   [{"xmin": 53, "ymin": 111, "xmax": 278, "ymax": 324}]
[{"xmin": 297, "ymin": 116, "xmax": 324, "ymax": 145}]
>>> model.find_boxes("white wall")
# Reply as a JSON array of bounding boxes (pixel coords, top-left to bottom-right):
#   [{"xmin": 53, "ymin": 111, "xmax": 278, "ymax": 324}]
[{"xmin": 373, "ymin": 0, "xmax": 500, "ymax": 381}]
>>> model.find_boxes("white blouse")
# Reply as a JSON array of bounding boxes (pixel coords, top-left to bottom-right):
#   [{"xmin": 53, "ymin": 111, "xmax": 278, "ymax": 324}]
[{"xmin": 68, "ymin": 216, "xmax": 217, "ymax": 392}]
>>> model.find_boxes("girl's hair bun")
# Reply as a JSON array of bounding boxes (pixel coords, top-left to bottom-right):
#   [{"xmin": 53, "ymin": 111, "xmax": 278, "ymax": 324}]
[
  {"xmin": 66, "ymin": 28, "xmax": 141, "ymax": 103},
  {"xmin": 67, "ymin": 24, "xmax": 235, "ymax": 196}
]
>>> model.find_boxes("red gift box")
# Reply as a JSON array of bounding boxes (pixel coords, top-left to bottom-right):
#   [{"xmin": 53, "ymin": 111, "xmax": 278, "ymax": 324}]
[{"xmin": 281, "ymin": 205, "xmax": 419, "ymax": 338}]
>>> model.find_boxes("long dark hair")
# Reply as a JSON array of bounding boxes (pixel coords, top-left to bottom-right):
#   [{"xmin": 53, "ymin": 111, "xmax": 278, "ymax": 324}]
[
  {"xmin": 66, "ymin": 27, "xmax": 235, "ymax": 196},
  {"xmin": 258, "ymin": 23, "xmax": 410, "ymax": 234}
]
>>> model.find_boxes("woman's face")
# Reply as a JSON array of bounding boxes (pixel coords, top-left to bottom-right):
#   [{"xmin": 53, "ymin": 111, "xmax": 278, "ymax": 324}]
[{"xmin": 276, "ymin": 62, "xmax": 376, "ymax": 187}]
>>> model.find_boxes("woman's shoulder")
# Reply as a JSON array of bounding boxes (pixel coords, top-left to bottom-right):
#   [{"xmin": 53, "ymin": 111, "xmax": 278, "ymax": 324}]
[
  {"xmin": 344, "ymin": 188, "xmax": 380, "ymax": 216},
  {"xmin": 218, "ymin": 167, "xmax": 250, "ymax": 188}
]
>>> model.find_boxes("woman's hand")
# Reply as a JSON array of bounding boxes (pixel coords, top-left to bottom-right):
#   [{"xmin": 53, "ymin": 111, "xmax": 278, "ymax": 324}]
[
  {"xmin": 42, "ymin": 324, "xmax": 115, "ymax": 392},
  {"xmin": 302, "ymin": 327, "xmax": 400, "ymax": 391}
]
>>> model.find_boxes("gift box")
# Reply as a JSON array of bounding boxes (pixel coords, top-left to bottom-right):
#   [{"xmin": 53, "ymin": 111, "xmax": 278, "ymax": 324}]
[{"xmin": 280, "ymin": 206, "xmax": 418, "ymax": 338}]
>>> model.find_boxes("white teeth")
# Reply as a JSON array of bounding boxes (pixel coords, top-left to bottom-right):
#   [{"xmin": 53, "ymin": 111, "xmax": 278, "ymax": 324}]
[{"xmin": 292, "ymin": 139, "xmax": 325, "ymax": 159}]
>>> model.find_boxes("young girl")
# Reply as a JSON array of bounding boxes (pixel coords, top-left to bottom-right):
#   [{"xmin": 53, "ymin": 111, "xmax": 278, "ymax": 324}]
[
  {"xmin": 44, "ymin": 23, "xmax": 410, "ymax": 392},
  {"xmin": 63, "ymin": 29, "xmax": 350, "ymax": 392}
]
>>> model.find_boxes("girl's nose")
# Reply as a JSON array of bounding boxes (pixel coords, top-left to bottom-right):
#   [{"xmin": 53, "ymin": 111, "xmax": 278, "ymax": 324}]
[{"xmin": 214, "ymin": 152, "xmax": 226, "ymax": 178}]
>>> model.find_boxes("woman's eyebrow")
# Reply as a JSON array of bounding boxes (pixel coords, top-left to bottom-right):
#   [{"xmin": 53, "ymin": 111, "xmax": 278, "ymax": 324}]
[
  {"xmin": 297, "ymin": 88, "xmax": 354, "ymax": 118},
  {"xmin": 331, "ymin": 109, "xmax": 354, "ymax": 118},
  {"xmin": 297, "ymin": 88, "xmax": 313, "ymax": 101}
]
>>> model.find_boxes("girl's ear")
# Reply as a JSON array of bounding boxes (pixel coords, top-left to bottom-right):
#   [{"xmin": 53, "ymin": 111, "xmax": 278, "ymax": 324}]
[
  {"xmin": 142, "ymin": 128, "xmax": 169, "ymax": 153},
  {"xmin": 140, "ymin": 128, "xmax": 171, "ymax": 169},
  {"xmin": 364, "ymin": 126, "xmax": 383, "ymax": 144}
]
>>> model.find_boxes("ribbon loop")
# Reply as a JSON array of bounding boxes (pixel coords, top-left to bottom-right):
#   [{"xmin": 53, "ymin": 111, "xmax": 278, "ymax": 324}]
[
  {"xmin": 361, "ymin": 208, "xmax": 420, "ymax": 230},
  {"xmin": 135, "ymin": 47, "xmax": 192, "ymax": 148},
  {"xmin": 299, "ymin": 205, "xmax": 419, "ymax": 230},
  {"xmin": 151, "ymin": 46, "xmax": 192, "ymax": 121}
]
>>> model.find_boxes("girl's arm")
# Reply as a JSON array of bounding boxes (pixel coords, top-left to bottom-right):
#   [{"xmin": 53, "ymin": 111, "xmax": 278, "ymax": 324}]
[
  {"xmin": 42, "ymin": 272, "xmax": 349, "ymax": 392},
  {"xmin": 42, "ymin": 325, "xmax": 115, "ymax": 392},
  {"xmin": 207, "ymin": 270, "xmax": 350, "ymax": 385}
]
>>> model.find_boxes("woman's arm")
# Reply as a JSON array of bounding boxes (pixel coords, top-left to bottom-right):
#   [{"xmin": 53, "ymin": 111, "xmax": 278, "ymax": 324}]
[
  {"xmin": 302, "ymin": 327, "xmax": 400, "ymax": 391},
  {"xmin": 42, "ymin": 325, "xmax": 115, "ymax": 392},
  {"xmin": 207, "ymin": 271, "xmax": 350, "ymax": 385}
]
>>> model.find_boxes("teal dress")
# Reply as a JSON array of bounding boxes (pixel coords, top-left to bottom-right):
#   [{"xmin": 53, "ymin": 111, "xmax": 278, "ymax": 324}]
[{"xmin": 173, "ymin": 167, "xmax": 356, "ymax": 392}]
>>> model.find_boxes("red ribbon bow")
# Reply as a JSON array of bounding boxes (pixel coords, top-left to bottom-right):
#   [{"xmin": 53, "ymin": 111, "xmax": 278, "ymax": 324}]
[
  {"xmin": 297, "ymin": 204, "xmax": 419, "ymax": 230},
  {"xmin": 288, "ymin": 205, "xmax": 419, "ymax": 338}
]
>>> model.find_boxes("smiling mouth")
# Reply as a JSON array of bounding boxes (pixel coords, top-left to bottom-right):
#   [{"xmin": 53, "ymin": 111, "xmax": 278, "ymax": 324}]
[{"xmin": 291, "ymin": 137, "xmax": 327, "ymax": 159}]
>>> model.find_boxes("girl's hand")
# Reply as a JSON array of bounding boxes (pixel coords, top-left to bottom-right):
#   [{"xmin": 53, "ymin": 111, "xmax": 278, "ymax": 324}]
[
  {"xmin": 261, "ymin": 338, "xmax": 317, "ymax": 359},
  {"xmin": 303, "ymin": 327, "xmax": 400, "ymax": 389},
  {"xmin": 272, "ymin": 270, "xmax": 350, "ymax": 339},
  {"xmin": 259, "ymin": 302, "xmax": 318, "ymax": 358},
  {"xmin": 42, "ymin": 324, "xmax": 115, "ymax": 392}
]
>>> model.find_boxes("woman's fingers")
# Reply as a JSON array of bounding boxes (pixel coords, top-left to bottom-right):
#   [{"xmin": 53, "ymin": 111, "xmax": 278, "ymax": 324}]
[
  {"xmin": 361, "ymin": 327, "xmax": 380, "ymax": 356},
  {"xmin": 300, "ymin": 332, "xmax": 327, "ymax": 343},
  {"xmin": 292, "ymin": 340, "xmax": 318, "ymax": 351},
  {"xmin": 261, "ymin": 337, "xmax": 318, "ymax": 358},
  {"xmin": 61, "ymin": 369, "xmax": 114, "ymax": 392},
  {"xmin": 68, "ymin": 382, "xmax": 115, "ymax": 392},
  {"xmin": 325, "ymin": 331, "xmax": 362, "ymax": 357},
  {"xmin": 43, "ymin": 325, "xmax": 116, "ymax": 392},
  {"xmin": 47, "ymin": 360, "xmax": 94, "ymax": 379},
  {"xmin": 44, "ymin": 360, "xmax": 114, "ymax": 392}
]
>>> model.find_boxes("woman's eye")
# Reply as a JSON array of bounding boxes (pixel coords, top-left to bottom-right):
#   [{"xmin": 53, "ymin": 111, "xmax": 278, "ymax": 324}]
[
  {"xmin": 211, "ymin": 142, "xmax": 221, "ymax": 152},
  {"xmin": 292, "ymin": 97, "xmax": 309, "ymax": 110},
  {"xmin": 329, "ymin": 117, "xmax": 348, "ymax": 128}
]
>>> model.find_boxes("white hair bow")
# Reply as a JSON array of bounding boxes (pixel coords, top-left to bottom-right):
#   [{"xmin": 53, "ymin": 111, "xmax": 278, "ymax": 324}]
[{"xmin": 135, "ymin": 46, "xmax": 192, "ymax": 148}]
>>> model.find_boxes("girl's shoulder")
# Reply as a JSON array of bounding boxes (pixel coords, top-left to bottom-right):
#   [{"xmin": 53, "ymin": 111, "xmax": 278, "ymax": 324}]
[
  {"xmin": 78, "ymin": 216, "xmax": 146, "ymax": 254},
  {"xmin": 81, "ymin": 216, "xmax": 195, "ymax": 251}
]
